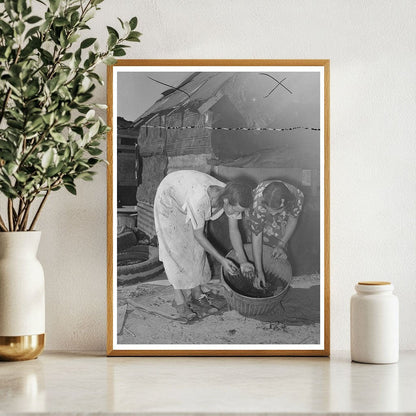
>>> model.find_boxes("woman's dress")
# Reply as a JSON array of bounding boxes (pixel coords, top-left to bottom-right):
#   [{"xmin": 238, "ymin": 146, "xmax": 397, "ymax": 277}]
[
  {"xmin": 154, "ymin": 170, "xmax": 239, "ymax": 290},
  {"xmin": 246, "ymin": 180, "xmax": 304, "ymax": 247}
]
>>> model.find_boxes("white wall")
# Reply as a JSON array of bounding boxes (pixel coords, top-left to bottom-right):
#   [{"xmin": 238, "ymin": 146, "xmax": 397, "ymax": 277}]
[{"xmin": 37, "ymin": 0, "xmax": 416, "ymax": 351}]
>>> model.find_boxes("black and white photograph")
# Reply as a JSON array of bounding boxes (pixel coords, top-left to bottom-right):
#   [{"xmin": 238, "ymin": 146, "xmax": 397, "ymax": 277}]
[{"xmin": 108, "ymin": 61, "xmax": 329, "ymax": 355}]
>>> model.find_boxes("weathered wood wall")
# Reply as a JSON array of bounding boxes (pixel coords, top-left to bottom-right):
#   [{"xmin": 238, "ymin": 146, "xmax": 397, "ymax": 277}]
[
  {"xmin": 136, "ymin": 109, "xmax": 214, "ymax": 204},
  {"xmin": 136, "ymin": 154, "xmax": 167, "ymax": 205},
  {"xmin": 165, "ymin": 110, "xmax": 212, "ymax": 156}
]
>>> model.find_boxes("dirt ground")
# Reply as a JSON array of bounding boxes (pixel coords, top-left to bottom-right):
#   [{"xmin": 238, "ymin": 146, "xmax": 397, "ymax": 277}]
[{"xmin": 117, "ymin": 271, "xmax": 320, "ymax": 346}]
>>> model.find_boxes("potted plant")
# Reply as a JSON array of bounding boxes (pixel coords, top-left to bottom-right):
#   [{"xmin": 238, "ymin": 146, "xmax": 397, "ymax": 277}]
[{"xmin": 0, "ymin": 0, "xmax": 140, "ymax": 360}]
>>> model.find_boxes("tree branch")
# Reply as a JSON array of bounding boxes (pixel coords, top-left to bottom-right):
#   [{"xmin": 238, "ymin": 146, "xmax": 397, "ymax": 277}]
[
  {"xmin": 15, "ymin": 199, "xmax": 28, "ymax": 231},
  {"xmin": 0, "ymin": 88, "xmax": 12, "ymax": 125},
  {"xmin": 18, "ymin": 120, "xmax": 58, "ymax": 169},
  {"xmin": 0, "ymin": 213, "xmax": 8, "ymax": 232},
  {"xmin": 29, "ymin": 189, "xmax": 50, "ymax": 231},
  {"xmin": 45, "ymin": 1, "xmax": 93, "ymax": 84},
  {"xmin": 14, "ymin": 199, "xmax": 23, "ymax": 229},
  {"xmin": 0, "ymin": 46, "xmax": 22, "ymax": 124},
  {"xmin": 7, "ymin": 199, "xmax": 14, "ymax": 231},
  {"xmin": 20, "ymin": 199, "xmax": 33, "ymax": 231}
]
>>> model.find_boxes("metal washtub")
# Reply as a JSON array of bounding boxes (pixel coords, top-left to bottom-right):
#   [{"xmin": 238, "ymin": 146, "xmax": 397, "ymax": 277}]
[{"xmin": 221, "ymin": 243, "xmax": 292, "ymax": 316}]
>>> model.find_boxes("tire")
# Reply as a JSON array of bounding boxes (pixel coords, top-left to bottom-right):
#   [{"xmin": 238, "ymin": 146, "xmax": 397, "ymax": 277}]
[{"xmin": 117, "ymin": 245, "xmax": 164, "ymax": 285}]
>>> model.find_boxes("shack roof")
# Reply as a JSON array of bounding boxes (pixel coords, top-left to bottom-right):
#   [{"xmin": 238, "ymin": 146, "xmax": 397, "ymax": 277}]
[
  {"xmin": 131, "ymin": 71, "xmax": 320, "ymax": 130},
  {"xmin": 132, "ymin": 73, "xmax": 232, "ymax": 125}
]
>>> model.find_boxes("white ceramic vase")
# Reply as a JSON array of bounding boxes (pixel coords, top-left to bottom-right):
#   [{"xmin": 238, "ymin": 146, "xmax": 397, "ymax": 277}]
[{"xmin": 0, "ymin": 231, "xmax": 45, "ymax": 361}]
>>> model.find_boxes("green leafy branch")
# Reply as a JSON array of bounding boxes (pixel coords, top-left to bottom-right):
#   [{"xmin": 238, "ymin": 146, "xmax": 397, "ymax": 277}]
[{"xmin": 0, "ymin": 0, "xmax": 141, "ymax": 231}]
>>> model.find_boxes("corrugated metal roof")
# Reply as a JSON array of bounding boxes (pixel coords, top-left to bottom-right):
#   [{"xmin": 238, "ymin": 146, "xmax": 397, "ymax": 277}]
[
  {"xmin": 133, "ymin": 73, "xmax": 235, "ymax": 125},
  {"xmin": 131, "ymin": 71, "xmax": 321, "ymax": 131}
]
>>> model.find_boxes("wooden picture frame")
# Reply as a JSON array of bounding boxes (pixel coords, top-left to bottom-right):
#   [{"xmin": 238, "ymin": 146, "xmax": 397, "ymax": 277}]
[{"xmin": 107, "ymin": 60, "xmax": 330, "ymax": 356}]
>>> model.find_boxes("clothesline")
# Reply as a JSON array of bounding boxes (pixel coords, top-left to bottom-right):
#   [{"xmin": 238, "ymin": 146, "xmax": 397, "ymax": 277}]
[{"xmin": 138, "ymin": 125, "xmax": 320, "ymax": 132}]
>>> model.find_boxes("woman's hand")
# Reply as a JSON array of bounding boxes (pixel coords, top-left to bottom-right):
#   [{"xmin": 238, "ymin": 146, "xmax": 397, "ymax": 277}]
[
  {"xmin": 253, "ymin": 271, "xmax": 266, "ymax": 289},
  {"xmin": 272, "ymin": 246, "xmax": 287, "ymax": 260},
  {"xmin": 240, "ymin": 262, "xmax": 255, "ymax": 279},
  {"xmin": 221, "ymin": 258, "xmax": 239, "ymax": 275}
]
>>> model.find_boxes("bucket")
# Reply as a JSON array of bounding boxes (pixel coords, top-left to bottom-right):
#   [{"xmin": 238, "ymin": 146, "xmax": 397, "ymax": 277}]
[{"xmin": 221, "ymin": 243, "xmax": 292, "ymax": 316}]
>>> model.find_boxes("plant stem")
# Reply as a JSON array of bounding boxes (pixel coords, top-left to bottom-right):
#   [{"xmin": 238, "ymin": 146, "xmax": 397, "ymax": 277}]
[
  {"xmin": 0, "ymin": 46, "xmax": 21, "ymax": 125},
  {"xmin": 0, "ymin": 88, "xmax": 12, "ymax": 126},
  {"xmin": 44, "ymin": 1, "xmax": 93, "ymax": 88},
  {"xmin": 20, "ymin": 200, "xmax": 33, "ymax": 231},
  {"xmin": 15, "ymin": 199, "xmax": 27, "ymax": 231},
  {"xmin": 14, "ymin": 199, "xmax": 23, "ymax": 230},
  {"xmin": 7, "ymin": 199, "xmax": 14, "ymax": 231},
  {"xmin": 0, "ymin": 214, "xmax": 8, "ymax": 231},
  {"xmin": 12, "ymin": 203, "xmax": 18, "ymax": 224},
  {"xmin": 18, "ymin": 121, "xmax": 58, "ymax": 169},
  {"xmin": 29, "ymin": 189, "xmax": 50, "ymax": 231}
]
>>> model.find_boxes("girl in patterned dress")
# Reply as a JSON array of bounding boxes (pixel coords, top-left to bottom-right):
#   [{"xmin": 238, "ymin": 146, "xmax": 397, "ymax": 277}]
[{"xmin": 246, "ymin": 180, "xmax": 304, "ymax": 289}]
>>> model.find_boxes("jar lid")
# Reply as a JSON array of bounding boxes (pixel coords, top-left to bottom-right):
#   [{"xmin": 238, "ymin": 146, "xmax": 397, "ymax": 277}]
[
  {"xmin": 358, "ymin": 281, "xmax": 391, "ymax": 285},
  {"xmin": 355, "ymin": 281, "xmax": 394, "ymax": 293}
]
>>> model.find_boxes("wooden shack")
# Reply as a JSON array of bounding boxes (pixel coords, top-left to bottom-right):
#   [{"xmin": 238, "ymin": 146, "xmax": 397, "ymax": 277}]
[
  {"xmin": 122, "ymin": 72, "xmax": 321, "ymax": 274},
  {"xmin": 117, "ymin": 116, "xmax": 136, "ymax": 206}
]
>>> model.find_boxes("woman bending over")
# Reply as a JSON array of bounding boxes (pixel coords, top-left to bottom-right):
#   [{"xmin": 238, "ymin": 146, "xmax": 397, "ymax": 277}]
[{"xmin": 154, "ymin": 170, "xmax": 255, "ymax": 320}]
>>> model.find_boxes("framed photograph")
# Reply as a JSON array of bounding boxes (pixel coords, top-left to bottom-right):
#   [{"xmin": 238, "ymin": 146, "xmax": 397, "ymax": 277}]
[{"xmin": 107, "ymin": 60, "xmax": 330, "ymax": 356}]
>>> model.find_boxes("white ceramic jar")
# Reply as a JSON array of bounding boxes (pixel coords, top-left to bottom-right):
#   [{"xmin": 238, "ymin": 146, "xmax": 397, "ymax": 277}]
[{"xmin": 350, "ymin": 281, "xmax": 399, "ymax": 364}]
